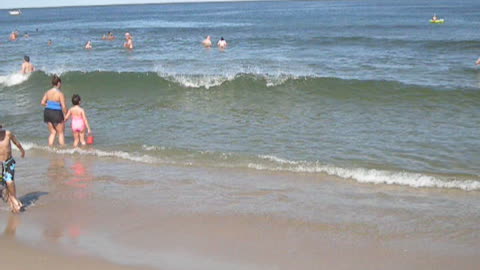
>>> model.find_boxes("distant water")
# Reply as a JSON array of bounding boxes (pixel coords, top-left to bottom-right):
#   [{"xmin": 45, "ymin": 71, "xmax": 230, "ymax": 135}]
[{"xmin": 1, "ymin": 0, "xmax": 480, "ymax": 191}]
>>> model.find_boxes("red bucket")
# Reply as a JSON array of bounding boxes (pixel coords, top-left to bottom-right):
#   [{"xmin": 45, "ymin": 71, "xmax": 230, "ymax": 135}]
[{"xmin": 87, "ymin": 133, "xmax": 94, "ymax": 145}]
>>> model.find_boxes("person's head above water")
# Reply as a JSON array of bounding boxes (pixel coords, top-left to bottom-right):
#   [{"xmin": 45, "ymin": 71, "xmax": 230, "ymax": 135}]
[
  {"xmin": 24, "ymin": 55, "xmax": 30, "ymax": 62},
  {"xmin": 72, "ymin": 94, "xmax": 81, "ymax": 105},
  {"xmin": 52, "ymin": 75, "xmax": 61, "ymax": 87},
  {"xmin": 220, "ymin": 37, "xmax": 224, "ymax": 41}
]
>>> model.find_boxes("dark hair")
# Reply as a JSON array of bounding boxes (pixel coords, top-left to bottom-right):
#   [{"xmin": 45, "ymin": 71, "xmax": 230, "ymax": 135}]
[
  {"xmin": 221, "ymin": 37, "xmax": 224, "ymax": 40},
  {"xmin": 51, "ymin": 75, "xmax": 61, "ymax": 86},
  {"xmin": 72, "ymin": 94, "xmax": 81, "ymax": 105},
  {"xmin": 24, "ymin": 55, "xmax": 30, "ymax": 62}
]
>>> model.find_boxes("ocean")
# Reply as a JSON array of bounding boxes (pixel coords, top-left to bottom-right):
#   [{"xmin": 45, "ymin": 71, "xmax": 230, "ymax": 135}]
[{"xmin": 0, "ymin": 0, "xmax": 480, "ymax": 269}]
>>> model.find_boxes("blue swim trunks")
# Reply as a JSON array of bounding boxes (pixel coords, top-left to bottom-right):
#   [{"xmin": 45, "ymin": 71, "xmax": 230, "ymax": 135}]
[{"xmin": 1, "ymin": 158, "xmax": 16, "ymax": 185}]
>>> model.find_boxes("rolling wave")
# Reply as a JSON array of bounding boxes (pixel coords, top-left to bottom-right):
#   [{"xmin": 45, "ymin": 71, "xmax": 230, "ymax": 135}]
[
  {"xmin": 5, "ymin": 69, "xmax": 480, "ymax": 91},
  {"xmin": 20, "ymin": 142, "xmax": 480, "ymax": 191},
  {"xmin": 0, "ymin": 73, "xmax": 31, "ymax": 87}
]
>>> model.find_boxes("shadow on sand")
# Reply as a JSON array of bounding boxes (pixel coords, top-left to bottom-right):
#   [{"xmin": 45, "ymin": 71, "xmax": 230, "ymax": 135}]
[{"xmin": 18, "ymin": 192, "xmax": 49, "ymax": 211}]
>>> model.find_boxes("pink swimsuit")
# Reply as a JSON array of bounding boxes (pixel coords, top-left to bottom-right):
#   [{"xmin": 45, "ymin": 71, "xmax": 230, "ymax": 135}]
[{"xmin": 71, "ymin": 115, "xmax": 85, "ymax": 132}]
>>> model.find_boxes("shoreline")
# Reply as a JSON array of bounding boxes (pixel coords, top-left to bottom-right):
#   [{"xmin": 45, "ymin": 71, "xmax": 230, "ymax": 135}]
[
  {"xmin": 1, "ymin": 1, "xmax": 479, "ymax": 268},
  {"xmin": 0, "ymin": 151, "xmax": 479, "ymax": 269}
]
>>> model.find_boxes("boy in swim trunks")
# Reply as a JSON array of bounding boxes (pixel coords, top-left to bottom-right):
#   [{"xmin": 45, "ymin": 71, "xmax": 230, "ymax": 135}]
[
  {"xmin": 65, "ymin": 94, "xmax": 92, "ymax": 147},
  {"xmin": 0, "ymin": 124, "xmax": 25, "ymax": 213}
]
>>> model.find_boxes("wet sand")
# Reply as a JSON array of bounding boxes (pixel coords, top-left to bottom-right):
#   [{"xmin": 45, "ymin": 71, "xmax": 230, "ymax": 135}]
[
  {"xmin": 0, "ymin": 236, "xmax": 153, "ymax": 270},
  {"xmin": 1, "ymin": 209, "xmax": 479, "ymax": 270},
  {"xmin": 0, "ymin": 151, "xmax": 479, "ymax": 269}
]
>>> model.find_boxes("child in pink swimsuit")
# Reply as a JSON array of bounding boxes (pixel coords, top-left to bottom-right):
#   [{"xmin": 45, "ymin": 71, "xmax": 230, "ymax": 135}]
[{"xmin": 65, "ymin": 94, "xmax": 92, "ymax": 147}]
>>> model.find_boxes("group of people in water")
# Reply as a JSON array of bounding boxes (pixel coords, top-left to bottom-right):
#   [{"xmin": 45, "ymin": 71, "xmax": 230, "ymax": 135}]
[
  {"xmin": 41, "ymin": 75, "xmax": 92, "ymax": 147},
  {"xmin": 1, "ymin": 30, "xmax": 230, "ymax": 214},
  {"xmin": 8, "ymin": 29, "xmax": 229, "ymax": 52},
  {"xmin": 1, "ymin": 73, "xmax": 92, "ymax": 213},
  {"xmin": 8, "ymin": 29, "xmax": 36, "ymax": 41},
  {"xmin": 83, "ymin": 33, "xmax": 227, "ymax": 50},
  {"xmin": 84, "ymin": 31, "xmax": 133, "ymax": 50},
  {"xmin": 202, "ymin": 35, "xmax": 228, "ymax": 49},
  {"xmin": 8, "ymin": 29, "xmax": 135, "ymax": 50}
]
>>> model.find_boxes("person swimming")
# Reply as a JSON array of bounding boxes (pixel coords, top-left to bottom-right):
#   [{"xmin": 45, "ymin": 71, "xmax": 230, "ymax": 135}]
[
  {"xmin": 85, "ymin": 40, "xmax": 92, "ymax": 49},
  {"xmin": 9, "ymin": 31, "xmax": 17, "ymax": 41},
  {"xmin": 21, "ymin": 55, "xmax": 35, "ymax": 74},
  {"xmin": 124, "ymin": 32, "xmax": 134, "ymax": 49},
  {"xmin": 202, "ymin": 35, "xmax": 212, "ymax": 48},
  {"xmin": 217, "ymin": 37, "xmax": 228, "ymax": 49},
  {"xmin": 102, "ymin": 32, "xmax": 116, "ymax": 40},
  {"xmin": 64, "ymin": 94, "xmax": 92, "ymax": 147}
]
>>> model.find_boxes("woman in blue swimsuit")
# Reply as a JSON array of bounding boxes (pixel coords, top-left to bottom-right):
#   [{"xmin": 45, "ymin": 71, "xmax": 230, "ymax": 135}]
[{"xmin": 41, "ymin": 75, "xmax": 67, "ymax": 146}]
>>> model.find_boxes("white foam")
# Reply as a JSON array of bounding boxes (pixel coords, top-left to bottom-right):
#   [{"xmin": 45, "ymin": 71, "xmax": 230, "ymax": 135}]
[
  {"xmin": 253, "ymin": 155, "xmax": 480, "ymax": 191},
  {"xmin": 156, "ymin": 72, "xmax": 302, "ymax": 89},
  {"xmin": 22, "ymin": 142, "xmax": 479, "ymax": 191},
  {"xmin": 264, "ymin": 74, "xmax": 297, "ymax": 87},
  {"xmin": 142, "ymin": 144, "xmax": 166, "ymax": 151},
  {"xmin": 153, "ymin": 62, "xmax": 313, "ymax": 89},
  {"xmin": 22, "ymin": 142, "xmax": 160, "ymax": 164},
  {"xmin": 37, "ymin": 65, "xmax": 75, "ymax": 76},
  {"xmin": 157, "ymin": 71, "xmax": 237, "ymax": 89},
  {"xmin": 0, "ymin": 72, "xmax": 30, "ymax": 87}
]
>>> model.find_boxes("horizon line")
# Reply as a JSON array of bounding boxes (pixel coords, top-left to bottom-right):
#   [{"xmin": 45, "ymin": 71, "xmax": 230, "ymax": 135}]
[{"xmin": 0, "ymin": 0, "xmax": 274, "ymax": 10}]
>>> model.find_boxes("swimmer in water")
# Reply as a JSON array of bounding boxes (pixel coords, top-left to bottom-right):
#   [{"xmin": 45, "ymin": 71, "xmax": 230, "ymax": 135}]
[
  {"xmin": 48, "ymin": 40, "xmax": 53, "ymax": 46},
  {"xmin": 124, "ymin": 32, "xmax": 134, "ymax": 50},
  {"xmin": 202, "ymin": 35, "xmax": 212, "ymax": 48},
  {"xmin": 9, "ymin": 32, "xmax": 17, "ymax": 41},
  {"xmin": 85, "ymin": 40, "xmax": 92, "ymax": 49},
  {"xmin": 21, "ymin": 55, "xmax": 35, "ymax": 74},
  {"xmin": 217, "ymin": 37, "xmax": 228, "ymax": 49}
]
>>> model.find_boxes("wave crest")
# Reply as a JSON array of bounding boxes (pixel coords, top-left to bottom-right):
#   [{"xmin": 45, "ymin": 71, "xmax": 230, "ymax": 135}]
[
  {"xmin": 20, "ymin": 143, "xmax": 480, "ymax": 191},
  {"xmin": 0, "ymin": 73, "xmax": 30, "ymax": 87},
  {"xmin": 253, "ymin": 155, "xmax": 480, "ymax": 191},
  {"xmin": 22, "ymin": 142, "xmax": 162, "ymax": 164}
]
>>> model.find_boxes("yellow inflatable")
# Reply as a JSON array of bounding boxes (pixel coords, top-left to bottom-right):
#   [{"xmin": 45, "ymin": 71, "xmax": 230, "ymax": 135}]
[{"xmin": 429, "ymin": 19, "xmax": 445, "ymax": 24}]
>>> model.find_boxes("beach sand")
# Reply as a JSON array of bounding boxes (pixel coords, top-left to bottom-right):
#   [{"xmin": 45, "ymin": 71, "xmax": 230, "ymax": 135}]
[
  {"xmin": 0, "ymin": 237, "xmax": 153, "ymax": 270},
  {"xmin": 0, "ymin": 151, "xmax": 479, "ymax": 270}
]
